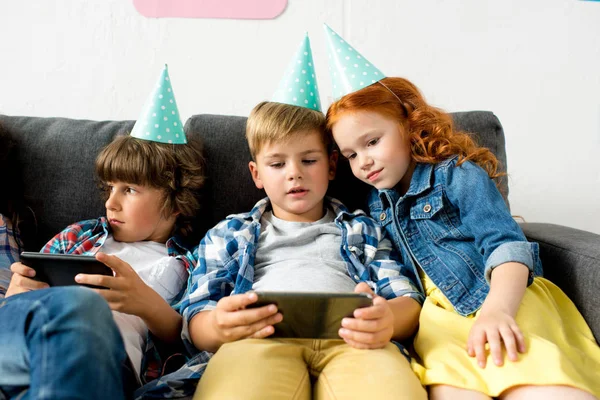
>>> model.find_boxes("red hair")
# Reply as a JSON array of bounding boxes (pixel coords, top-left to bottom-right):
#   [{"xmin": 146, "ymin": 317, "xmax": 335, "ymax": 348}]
[{"xmin": 326, "ymin": 77, "xmax": 503, "ymax": 181}]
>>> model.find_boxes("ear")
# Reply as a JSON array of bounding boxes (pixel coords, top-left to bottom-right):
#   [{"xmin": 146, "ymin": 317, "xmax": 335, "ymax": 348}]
[
  {"xmin": 328, "ymin": 150, "xmax": 338, "ymax": 180},
  {"xmin": 248, "ymin": 161, "xmax": 264, "ymax": 189}
]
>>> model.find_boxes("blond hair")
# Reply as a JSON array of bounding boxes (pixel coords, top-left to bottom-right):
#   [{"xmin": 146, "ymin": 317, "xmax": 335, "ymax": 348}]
[{"xmin": 246, "ymin": 102, "xmax": 329, "ymax": 159}]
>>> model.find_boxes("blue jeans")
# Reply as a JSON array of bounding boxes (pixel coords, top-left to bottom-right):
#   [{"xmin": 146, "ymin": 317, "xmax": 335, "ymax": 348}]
[{"xmin": 0, "ymin": 287, "xmax": 128, "ymax": 400}]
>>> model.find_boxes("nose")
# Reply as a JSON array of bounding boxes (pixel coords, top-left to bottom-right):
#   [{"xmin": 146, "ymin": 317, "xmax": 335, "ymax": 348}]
[
  {"xmin": 286, "ymin": 161, "xmax": 303, "ymax": 181},
  {"xmin": 105, "ymin": 191, "xmax": 120, "ymax": 211},
  {"xmin": 358, "ymin": 153, "xmax": 373, "ymax": 170}
]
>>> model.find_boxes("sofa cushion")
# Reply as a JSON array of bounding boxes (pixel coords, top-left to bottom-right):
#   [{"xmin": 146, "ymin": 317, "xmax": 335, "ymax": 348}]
[
  {"xmin": 0, "ymin": 116, "xmax": 135, "ymax": 250},
  {"xmin": 185, "ymin": 111, "xmax": 509, "ymax": 234}
]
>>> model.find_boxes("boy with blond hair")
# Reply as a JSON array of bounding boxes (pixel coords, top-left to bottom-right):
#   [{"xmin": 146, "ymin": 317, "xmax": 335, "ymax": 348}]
[{"xmin": 181, "ymin": 35, "xmax": 426, "ymax": 400}]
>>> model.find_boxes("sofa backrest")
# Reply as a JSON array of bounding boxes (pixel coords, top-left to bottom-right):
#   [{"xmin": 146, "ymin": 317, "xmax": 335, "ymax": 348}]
[
  {"xmin": 186, "ymin": 110, "xmax": 508, "ymax": 233},
  {"xmin": 0, "ymin": 110, "xmax": 507, "ymax": 251}
]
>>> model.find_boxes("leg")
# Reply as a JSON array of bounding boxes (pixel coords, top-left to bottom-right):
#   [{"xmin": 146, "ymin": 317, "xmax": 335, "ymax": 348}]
[
  {"xmin": 313, "ymin": 341, "xmax": 427, "ymax": 400},
  {"xmin": 500, "ymin": 385, "xmax": 598, "ymax": 400},
  {"xmin": 429, "ymin": 385, "xmax": 492, "ymax": 400},
  {"xmin": 0, "ymin": 287, "xmax": 128, "ymax": 400},
  {"xmin": 194, "ymin": 338, "xmax": 311, "ymax": 400}
]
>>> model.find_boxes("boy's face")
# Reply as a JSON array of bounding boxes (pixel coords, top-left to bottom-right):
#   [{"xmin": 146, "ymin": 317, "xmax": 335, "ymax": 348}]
[
  {"xmin": 104, "ymin": 182, "xmax": 177, "ymax": 243},
  {"xmin": 332, "ymin": 110, "xmax": 414, "ymax": 193},
  {"xmin": 249, "ymin": 130, "xmax": 337, "ymax": 222}
]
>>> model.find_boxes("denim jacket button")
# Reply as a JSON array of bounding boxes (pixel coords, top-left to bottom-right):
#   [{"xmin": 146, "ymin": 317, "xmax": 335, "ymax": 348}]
[
  {"xmin": 379, "ymin": 212, "xmax": 386, "ymax": 221},
  {"xmin": 423, "ymin": 204, "xmax": 432, "ymax": 213},
  {"xmin": 353, "ymin": 274, "xmax": 360, "ymax": 280}
]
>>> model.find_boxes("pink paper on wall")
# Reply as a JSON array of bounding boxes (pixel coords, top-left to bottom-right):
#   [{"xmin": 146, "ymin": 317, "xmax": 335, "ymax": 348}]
[{"xmin": 133, "ymin": 0, "xmax": 287, "ymax": 19}]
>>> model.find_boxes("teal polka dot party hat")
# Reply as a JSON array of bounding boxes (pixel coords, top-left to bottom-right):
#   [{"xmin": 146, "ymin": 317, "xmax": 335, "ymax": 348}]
[
  {"xmin": 272, "ymin": 33, "xmax": 322, "ymax": 112},
  {"xmin": 323, "ymin": 23, "xmax": 385, "ymax": 101},
  {"xmin": 130, "ymin": 64, "xmax": 187, "ymax": 144}
]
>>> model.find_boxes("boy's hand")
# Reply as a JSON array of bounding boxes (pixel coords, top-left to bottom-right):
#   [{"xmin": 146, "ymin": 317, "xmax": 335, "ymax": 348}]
[
  {"xmin": 467, "ymin": 308, "xmax": 526, "ymax": 368},
  {"xmin": 5, "ymin": 262, "xmax": 49, "ymax": 297},
  {"xmin": 75, "ymin": 252, "xmax": 160, "ymax": 318},
  {"xmin": 210, "ymin": 292, "xmax": 283, "ymax": 344},
  {"xmin": 338, "ymin": 282, "xmax": 394, "ymax": 349}
]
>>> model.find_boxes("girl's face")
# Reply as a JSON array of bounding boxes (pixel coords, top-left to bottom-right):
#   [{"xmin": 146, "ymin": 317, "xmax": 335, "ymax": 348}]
[
  {"xmin": 332, "ymin": 110, "xmax": 414, "ymax": 193},
  {"xmin": 104, "ymin": 182, "xmax": 177, "ymax": 243}
]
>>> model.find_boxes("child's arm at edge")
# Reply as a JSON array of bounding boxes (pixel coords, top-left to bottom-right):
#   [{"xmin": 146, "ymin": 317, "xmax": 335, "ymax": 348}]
[{"xmin": 467, "ymin": 261, "xmax": 529, "ymax": 368}]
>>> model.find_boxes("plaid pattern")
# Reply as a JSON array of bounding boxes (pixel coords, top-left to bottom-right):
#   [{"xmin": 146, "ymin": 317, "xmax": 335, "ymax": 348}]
[
  {"xmin": 0, "ymin": 213, "xmax": 23, "ymax": 298},
  {"xmin": 41, "ymin": 218, "xmax": 204, "ymax": 399},
  {"xmin": 180, "ymin": 197, "xmax": 424, "ymax": 354}
]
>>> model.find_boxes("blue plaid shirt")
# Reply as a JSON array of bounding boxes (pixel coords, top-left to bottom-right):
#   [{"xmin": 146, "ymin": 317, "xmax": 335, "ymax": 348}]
[
  {"xmin": 40, "ymin": 217, "xmax": 208, "ymax": 399},
  {"xmin": 180, "ymin": 197, "xmax": 424, "ymax": 355},
  {"xmin": 0, "ymin": 213, "xmax": 23, "ymax": 298}
]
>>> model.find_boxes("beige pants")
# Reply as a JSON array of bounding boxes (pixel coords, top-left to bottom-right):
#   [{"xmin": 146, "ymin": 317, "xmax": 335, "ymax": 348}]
[{"xmin": 194, "ymin": 338, "xmax": 426, "ymax": 400}]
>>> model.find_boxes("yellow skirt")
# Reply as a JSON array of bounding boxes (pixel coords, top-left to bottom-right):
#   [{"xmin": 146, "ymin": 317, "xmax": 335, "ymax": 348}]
[{"xmin": 412, "ymin": 277, "xmax": 600, "ymax": 397}]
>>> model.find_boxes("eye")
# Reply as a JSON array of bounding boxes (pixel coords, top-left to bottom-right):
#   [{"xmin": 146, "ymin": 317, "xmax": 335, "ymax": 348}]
[
  {"xmin": 302, "ymin": 159, "xmax": 317, "ymax": 165},
  {"xmin": 367, "ymin": 138, "xmax": 379, "ymax": 147},
  {"xmin": 125, "ymin": 187, "xmax": 138, "ymax": 194},
  {"xmin": 345, "ymin": 153, "xmax": 357, "ymax": 161},
  {"xmin": 269, "ymin": 162, "xmax": 284, "ymax": 169}
]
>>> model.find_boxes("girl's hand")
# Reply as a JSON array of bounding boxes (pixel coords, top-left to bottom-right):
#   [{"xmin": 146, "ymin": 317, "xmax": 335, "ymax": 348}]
[
  {"xmin": 209, "ymin": 292, "xmax": 283, "ymax": 344},
  {"xmin": 467, "ymin": 308, "xmax": 526, "ymax": 368},
  {"xmin": 75, "ymin": 252, "xmax": 159, "ymax": 318},
  {"xmin": 5, "ymin": 262, "xmax": 49, "ymax": 297},
  {"xmin": 338, "ymin": 282, "xmax": 394, "ymax": 349}
]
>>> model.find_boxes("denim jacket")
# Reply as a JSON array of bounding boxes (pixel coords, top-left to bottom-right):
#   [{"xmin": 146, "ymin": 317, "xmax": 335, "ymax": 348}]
[{"xmin": 368, "ymin": 156, "xmax": 543, "ymax": 316}]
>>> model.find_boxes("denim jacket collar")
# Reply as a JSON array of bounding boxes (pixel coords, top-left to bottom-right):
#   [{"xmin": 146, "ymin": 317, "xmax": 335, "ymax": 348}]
[{"xmin": 377, "ymin": 162, "xmax": 435, "ymax": 207}]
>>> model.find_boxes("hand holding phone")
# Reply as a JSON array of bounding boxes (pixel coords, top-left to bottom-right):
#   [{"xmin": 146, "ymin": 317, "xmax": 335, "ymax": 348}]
[
  {"xmin": 19, "ymin": 252, "xmax": 113, "ymax": 289},
  {"xmin": 248, "ymin": 291, "xmax": 373, "ymax": 339}
]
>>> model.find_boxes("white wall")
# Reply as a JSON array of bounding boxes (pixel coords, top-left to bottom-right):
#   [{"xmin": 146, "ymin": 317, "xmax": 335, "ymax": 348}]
[{"xmin": 1, "ymin": 0, "xmax": 599, "ymax": 234}]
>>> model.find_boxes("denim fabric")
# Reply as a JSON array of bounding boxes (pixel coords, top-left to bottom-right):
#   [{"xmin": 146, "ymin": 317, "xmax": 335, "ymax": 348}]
[
  {"xmin": 368, "ymin": 157, "xmax": 543, "ymax": 316},
  {"xmin": 0, "ymin": 287, "xmax": 127, "ymax": 400}
]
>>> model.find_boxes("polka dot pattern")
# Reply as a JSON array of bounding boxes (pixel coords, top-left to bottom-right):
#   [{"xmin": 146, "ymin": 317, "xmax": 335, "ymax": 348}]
[
  {"xmin": 272, "ymin": 33, "xmax": 322, "ymax": 112},
  {"xmin": 130, "ymin": 64, "xmax": 187, "ymax": 144},
  {"xmin": 323, "ymin": 24, "xmax": 385, "ymax": 100}
]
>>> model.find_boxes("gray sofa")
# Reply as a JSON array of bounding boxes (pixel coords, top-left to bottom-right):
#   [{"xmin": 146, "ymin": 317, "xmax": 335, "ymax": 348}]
[{"xmin": 1, "ymin": 111, "xmax": 599, "ymax": 349}]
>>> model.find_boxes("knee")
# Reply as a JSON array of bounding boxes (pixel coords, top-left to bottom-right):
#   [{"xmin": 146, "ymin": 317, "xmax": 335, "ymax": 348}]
[{"xmin": 46, "ymin": 287, "xmax": 113, "ymax": 325}]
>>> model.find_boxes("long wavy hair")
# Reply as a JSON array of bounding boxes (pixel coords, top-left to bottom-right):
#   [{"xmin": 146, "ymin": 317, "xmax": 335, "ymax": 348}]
[{"xmin": 326, "ymin": 77, "xmax": 503, "ymax": 181}]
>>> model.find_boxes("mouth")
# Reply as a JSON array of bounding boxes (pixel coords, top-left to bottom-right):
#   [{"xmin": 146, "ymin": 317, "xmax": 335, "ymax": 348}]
[
  {"xmin": 287, "ymin": 187, "xmax": 308, "ymax": 195},
  {"xmin": 366, "ymin": 169, "xmax": 383, "ymax": 182},
  {"xmin": 109, "ymin": 218, "xmax": 124, "ymax": 225}
]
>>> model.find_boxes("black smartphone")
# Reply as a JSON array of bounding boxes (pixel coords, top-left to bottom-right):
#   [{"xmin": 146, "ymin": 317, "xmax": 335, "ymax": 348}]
[
  {"xmin": 248, "ymin": 291, "xmax": 373, "ymax": 339},
  {"xmin": 19, "ymin": 252, "xmax": 113, "ymax": 289}
]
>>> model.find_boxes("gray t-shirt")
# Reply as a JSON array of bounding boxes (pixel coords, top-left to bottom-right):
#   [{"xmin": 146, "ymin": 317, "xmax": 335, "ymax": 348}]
[{"xmin": 252, "ymin": 209, "xmax": 356, "ymax": 292}]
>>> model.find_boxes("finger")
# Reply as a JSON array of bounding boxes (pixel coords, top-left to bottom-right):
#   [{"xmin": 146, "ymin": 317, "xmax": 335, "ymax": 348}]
[
  {"xmin": 341, "ymin": 317, "xmax": 380, "ymax": 333},
  {"xmin": 222, "ymin": 312, "xmax": 283, "ymax": 341},
  {"xmin": 248, "ymin": 324, "xmax": 275, "ymax": 339},
  {"xmin": 218, "ymin": 304, "xmax": 279, "ymax": 329},
  {"xmin": 75, "ymin": 273, "xmax": 119, "ymax": 289},
  {"xmin": 340, "ymin": 334, "xmax": 386, "ymax": 350},
  {"xmin": 93, "ymin": 288, "xmax": 121, "ymax": 303},
  {"xmin": 13, "ymin": 274, "xmax": 49, "ymax": 290},
  {"xmin": 217, "ymin": 292, "xmax": 261, "ymax": 312},
  {"xmin": 95, "ymin": 252, "xmax": 130, "ymax": 276},
  {"xmin": 499, "ymin": 326, "xmax": 518, "ymax": 362},
  {"xmin": 338, "ymin": 326, "xmax": 387, "ymax": 347},
  {"xmin": 354, "ymin": 282, "xmax": 375, "ymax": 296},
  {"xmin": 512, "ymin": 324, "xmax": 526, "ymax": 353},
  {"xmin": 487, "ymin": 328, "xmax": 503, "ymax": 367},
  {"xmin": 10, "ymin": 262, "xmax": 36, "ymax": 278},
  {"xmin": 353, "ymin": 296, "xmax": 386, "ymax": 320},
  {"xmin": 472, "ymin": 330, "xmax": 488, "ymax": 368},
  {"xmin": 90, "ymin": 289, "xmax": 117, "ymax": 306}
]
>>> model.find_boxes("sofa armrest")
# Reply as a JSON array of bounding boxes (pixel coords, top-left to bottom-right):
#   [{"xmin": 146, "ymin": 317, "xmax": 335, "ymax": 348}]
[{"xmin": 520, "ymin": 222, "xmax": 600, "ymax": 342}]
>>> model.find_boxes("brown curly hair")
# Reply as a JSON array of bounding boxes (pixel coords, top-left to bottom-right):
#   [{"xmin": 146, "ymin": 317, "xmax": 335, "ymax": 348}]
[
  {"xmin": 326, "ymin": 77, "xmax": 503, "ymax": 181},
  {"xmin": 95, "ymin": 135, "xmax": 205, "ymax": 238}
]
